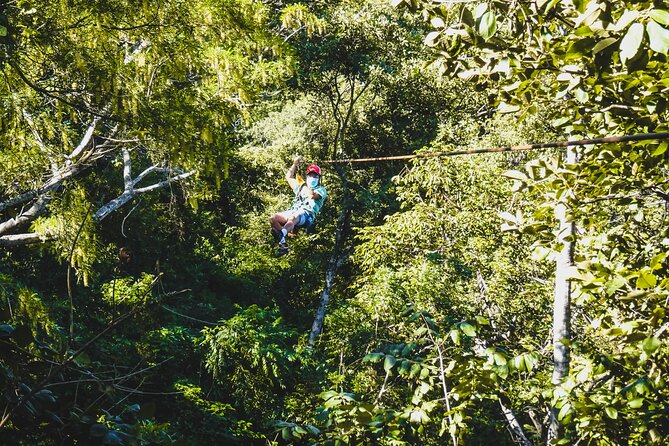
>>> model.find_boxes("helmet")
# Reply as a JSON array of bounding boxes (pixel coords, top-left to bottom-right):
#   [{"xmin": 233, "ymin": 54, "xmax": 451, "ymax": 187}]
[{"xmin": 306, "ymin": 164, "xmax": 321, "ymax": 176}]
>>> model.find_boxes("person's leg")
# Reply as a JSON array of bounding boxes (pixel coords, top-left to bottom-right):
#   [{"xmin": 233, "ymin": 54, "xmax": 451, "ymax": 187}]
[{"xmin": 270, "ymin": 213, "xmax": 288, "ymax": 232}]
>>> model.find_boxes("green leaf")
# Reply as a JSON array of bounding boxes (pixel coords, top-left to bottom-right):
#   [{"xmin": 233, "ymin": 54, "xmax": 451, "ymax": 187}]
[
  {"xmin": 628, "ymin": 398, "xmax": 644, "ymax": 408},
  {"xmin": 651, "ymin": 141, "xmax": 668, "ymax": 156},
  {"xmin": 615, "ymin": 10, "xmax": 640, "ymax": 32},
  {"xmin": 459, "ymin": 322, "xmax": 476, "ymax": 337},
  {"xmin": 646, "ymin": 21, "xmax": 669, "ymax": 54},
  {"xmin": 383, "ymin": 355, "xmax": 397, "ymax": 373},
  {"xmin": 620, "ymin": 23, "xmax": 645, "ymax": 64},
  {"xmin": 479, "ymin": 12, "xmax": 497, "ymax": 40},
  {"xmin": 0, "ymin": 324, "xmax": 14, "ymax": 338},
  {"xmin": 636, "ymin": 270, "xmax": 657, "ymax": 289},
  {"xmin": 592, "ymin": 37, "xmax": 618, "ymax": 54},
  {"xmin": 450, "ymin": 329, "xmax": 461, "ymax": 345},
  {"xmin": 650, "ymin": 9, "xmax": 669, "ymax": 26},
  {"xmin": 605, "ymin": 276, "xmax": 627, "ymax": 296},
  {"xmin": 473, "ymin": 3, "xmax": 488, "ymax": 19},
  {"xmin": 363, "ymin": 352, "xmax": 384, "ymax": 363},
  {"xmin": 425, "ymin": 31, "xmax": 440, "ymax": 47},
  {"xmin": 650, "ymin": 252, "xmax": 667, "ymax": 269},
  {"xmin": 0, "ymin": 25, "xmax": 7, "ymax": 37},
  {"xmin": 642, "ymin": 337, "xmax": 661, "ymax": 355},
  {"xmin": 557, "ymin": 403, "xmax": 572, "ymax": 420},
  {"xmin": 523, "ymin": 353, "xmax": 536, "ymax": 372},
  {"xmin": 604, "ymin": 406, "xmax": 618, "ymax": 419}
]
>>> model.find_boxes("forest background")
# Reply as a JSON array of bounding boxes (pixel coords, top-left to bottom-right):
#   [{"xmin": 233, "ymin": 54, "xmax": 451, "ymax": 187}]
[{"xmin": 0, "ymin": 0, "xmax": 668, "ymax": 445}]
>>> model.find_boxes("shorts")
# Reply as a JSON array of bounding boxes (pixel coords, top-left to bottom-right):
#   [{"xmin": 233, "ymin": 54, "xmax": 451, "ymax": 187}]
[{"xmin": 278, "ymin": 209, "xmax": 315, "ymax": 228}]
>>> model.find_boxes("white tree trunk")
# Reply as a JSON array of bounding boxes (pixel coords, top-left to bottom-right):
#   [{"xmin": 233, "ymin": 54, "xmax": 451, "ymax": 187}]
[
  {"xmin": 547, "ymin": 147, "xmax": 576, "ymax": 443},
  {"xmin": 308, "ymin": 205, "xmax": 350, "ymax": 346}
]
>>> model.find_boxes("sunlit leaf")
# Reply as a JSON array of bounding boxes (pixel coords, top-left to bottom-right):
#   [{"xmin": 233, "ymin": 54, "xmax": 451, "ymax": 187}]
[
  {"xmin": 604, "ymin": 406, "xmax": 618, "ymax": 419},
  {"xmin": 479, "ymin": 12, "xmax": 497, "ymax": 40},
  {"xmin": 647, "ymin": 21, "xmax": 669, "ymax": 54},
  {"xmin": 620, "ymin": 23, "xmax": 645, "ymax": 63},
  {"xmin": 383, "ymin": 355, "xmax": 397, "ymax": 373},
  {"xmin": 592, "ymin": 37, "xmax": 618, "ymax": 54},
  {"xmin": 650, "ymin": 9, "xmax": 669, "ymax": 26},
  {"xmin": 642, "ymin": 337, "xmax": 661, "ymax": 355},
  {"xmin": 636, "ymin": 270, "xmax": 657, "ymax": 289}
]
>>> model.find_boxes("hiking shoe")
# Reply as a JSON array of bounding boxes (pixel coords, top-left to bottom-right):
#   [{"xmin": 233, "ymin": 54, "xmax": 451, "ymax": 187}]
[
  {"xmin": 277, "ymin": 242, "xmax": 290, "ymax": 257},
  {"xmin": 271, "ymin": 228, "xmax": 282, "ymax": 244}
]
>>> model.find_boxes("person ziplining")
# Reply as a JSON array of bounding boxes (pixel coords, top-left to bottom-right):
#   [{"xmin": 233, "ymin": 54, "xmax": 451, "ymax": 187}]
[{"xmin": 269, "ymin": 156, "xmax": 327, "ymax": 256}]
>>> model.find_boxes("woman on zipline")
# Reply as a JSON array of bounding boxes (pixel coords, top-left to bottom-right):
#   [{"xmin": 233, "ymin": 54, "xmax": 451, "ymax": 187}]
[{"xmin": 270, "ymin": 157, "xmax": 327, "ymax": 256}]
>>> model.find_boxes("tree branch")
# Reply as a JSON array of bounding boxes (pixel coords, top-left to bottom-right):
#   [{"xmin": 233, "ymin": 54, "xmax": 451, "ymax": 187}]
[{"xmin": 0, "ymin": 196, "xmax": 50, "ymax": 236}]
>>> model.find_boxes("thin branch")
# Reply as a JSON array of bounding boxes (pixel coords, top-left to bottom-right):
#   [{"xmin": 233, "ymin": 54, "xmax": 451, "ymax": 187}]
[
  {"xmin": 133, "ymin": 170, "xmax": 195, "ymax": 193},
  {"xmin": 421, "ymin": 313, "xmax": 458, "ymax": 446}
]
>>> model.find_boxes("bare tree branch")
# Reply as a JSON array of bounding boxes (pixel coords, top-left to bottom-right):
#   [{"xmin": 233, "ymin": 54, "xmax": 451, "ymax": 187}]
[
  {"xmin": 0, "ymin": 232, "xmax": 55, "ymax": 247},
  {"xmin": 0, "ymin": 196, "xmax": 51, "ymax": 236},
  {"xmin": 93, "ymin": 151, "xmax": 195, "ymax": 221}
]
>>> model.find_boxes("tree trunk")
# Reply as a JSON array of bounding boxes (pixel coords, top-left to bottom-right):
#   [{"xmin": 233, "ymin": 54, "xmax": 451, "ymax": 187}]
[
  {"xmin": 547, "ymin": 147, "xmax": 576, "ymax": 443},
  {"xmin": 308, "ymin": 203, "xmax": 350, "ymax": 346},
  {"xmin": 499, "ymin": 398, "xmax": 533, "ymax": 446}
]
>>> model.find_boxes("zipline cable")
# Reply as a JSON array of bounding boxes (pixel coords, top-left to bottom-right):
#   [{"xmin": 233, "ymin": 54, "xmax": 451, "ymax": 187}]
[{"xmin": 320, "ymin": 131, "xmax": 669, "ymax": 164}]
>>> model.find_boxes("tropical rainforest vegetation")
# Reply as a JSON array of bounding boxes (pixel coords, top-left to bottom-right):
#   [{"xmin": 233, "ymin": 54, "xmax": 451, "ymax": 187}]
[{"xmin": 0, "ymin": 0, "xmax": 668, "ymax": 444}]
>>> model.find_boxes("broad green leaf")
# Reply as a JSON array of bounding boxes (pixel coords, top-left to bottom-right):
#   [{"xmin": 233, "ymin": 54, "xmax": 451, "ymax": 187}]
[
  {"xmin": 651, "ymin": 141, "xmax": 668, "ymax": 156},
  {"xmin": 479, "ymin": 12, "xmax": 497, "ymax": 40},
  {"xmin": 557, "ymin": 403, "xmax": 572, "ymax": 420},
  {"xmin": 650, "ymin": 252, "xmax": 667, "ymax": 269},
  {"xmin": 399, "ymin": 359, "xmax": 411, "ymax": 375},
  {"xmin": 383, "ymin": 355, "xmax": 396, "ymax": 373},
  {"xmin": 650, "ymin": 9, "xmax": 669, "ymax": 26},
  {"xmin": 523, "ymin": 354, "xmax": 536, "ymax": 372},
  {"xmin": 0, "ymin": 324, "xmax": 14, "ymax": 338},
  {"xmin": 450, "ymin": 329, "xmax": 461, "ymax": 345},
  {"xmin": 614, "ymin": 10, "xmax": 640, "ymax": 32},
  {"xmin": 459, "ymin": 322, "xmax": 476, "ymax": 337},
  {"xmin": 636, "ymin": 270, "xmax": 657, "ymax": 289},
  {"xmin": 592, "ymin": 37, "xmax": 617, "ymax": 54},
  {"xmin": 431, "ymin": 17, "xmax": 445, "ymax": 28},
  {"xmin": 642, "ymin": 337, "xmax": 661, "ymax": 355},
  {"xmin": 574, "ymin": 88, "xmax": 589, "ymax": 103},
  {"xmin": 0, "ymin": 26, "xmax": 7, "ymax": 37},
  {"xmin": 646, "ymin": 21, "xmax": 669, "ymax": 54},
  {"xmin": 620, "ymin": 23, "xmax": 644, "ymax": 64},
  {"xmin": 566, "ymin": 37, "xmax": 595, "ymax": 60},
  {"xmin": 473, "ymin": 3, "xmax": 488, "ymax": 19},
  {"xmin": 425, "ymin": 31, "xmax": 440, "ymax": 47},
  {"xmin": 604, "ymin": 406, "xmax": 618, "ymax": 419},
  {"xmin": 628, "ymin": 398, "xmax": 644, "ymax": 408},
  {"xmin": 605, "ymin": 276, "xmax": 627, "ymax": 295},
  {"xmin": 363, "ymin": 352, "xmax": 384, "ymax": 363}
]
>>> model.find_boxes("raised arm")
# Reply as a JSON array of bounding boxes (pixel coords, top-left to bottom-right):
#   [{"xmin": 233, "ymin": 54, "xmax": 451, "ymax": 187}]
[{"xmin": 285, "ymin": 157, "xmax": 301, "ymax": 191}]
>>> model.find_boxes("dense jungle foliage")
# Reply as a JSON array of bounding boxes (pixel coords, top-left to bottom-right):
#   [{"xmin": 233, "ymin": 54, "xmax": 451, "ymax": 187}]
[{"xmin": 1, "ymin": 0, "xmax": 668, "ymax": 444}]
